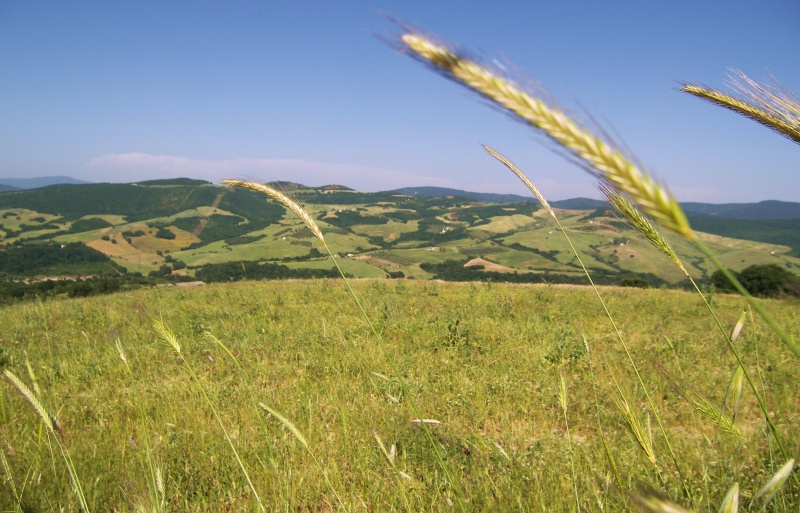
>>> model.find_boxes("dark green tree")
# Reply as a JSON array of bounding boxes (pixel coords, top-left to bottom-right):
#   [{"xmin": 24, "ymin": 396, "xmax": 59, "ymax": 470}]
[{"xmin": 711, "ymin": 264, "xmax": 798, "ymax": 298}]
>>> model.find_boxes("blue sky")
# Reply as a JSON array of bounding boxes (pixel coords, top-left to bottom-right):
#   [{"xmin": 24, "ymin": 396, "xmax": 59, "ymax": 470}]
[{"xmin": 1, "ymin": 1, "xmax": 798, "ymax": 202}]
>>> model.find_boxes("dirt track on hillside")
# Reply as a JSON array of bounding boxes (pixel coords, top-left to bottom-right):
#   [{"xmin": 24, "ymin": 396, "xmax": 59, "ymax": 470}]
[{"xmin": 192, "ymin": 191, "xmax": 225, "ymax": 237}]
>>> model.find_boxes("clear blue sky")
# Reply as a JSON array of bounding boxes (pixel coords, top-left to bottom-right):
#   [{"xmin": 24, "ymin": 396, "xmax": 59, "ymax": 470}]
[{"xmin": 1, "ymin": 1, "xmax": 798, "ymax": 202}]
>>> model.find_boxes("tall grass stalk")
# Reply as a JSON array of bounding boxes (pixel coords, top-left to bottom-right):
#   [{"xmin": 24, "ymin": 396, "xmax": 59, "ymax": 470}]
[
  {"xmin": 748, "ymin": 307, "xmax": 780, "ymax": 473},
  {"xmin": 681, "ymin": 70, "xmax": 800, "ymax": 144},
  {"xmin": 373, "ymin": 431, "xmax": 413, "ymax": 510},
  {"xmin": 483, "ymin": 146, "xmax": 687, "ymax": 495},
  {"xmin": 258, "ymin": 403, "xmax": 352, "ymax": 513},
  {"xmin": 608, "ymin": 365, "xmax": 658, "ymax": 471},
  {"xmin": 0, "ymin": 447, "xmax": 21, "ymax": 510},
  {"xmin": 153, "ymin": 319, "xmax": 266, "ymax": 513},
  {"xmin": 631, "ymin": 487, "xmax": 694, "ymax": 513},
  {"xmin": 558, "ymin": 373, "xmax": 581, "ymax": 512},
  {"xmin": 693, "ymin": 239, "xmax": 799, "ymax": 358},
  {"xmin": 657, "ymin": 368, "xmax": 740, "ymax": 439},
  {"xmin": 583, "ymin": 336, "xmax": 626, "ymax": 498},
  {"xmin": 601, "ymin": 188, "xmax": 790, "ymax": 457},
  {"xmin": 718, "ymin": 483, "xmax": 739, "ymax": 513},
  {"xmin": 751, "ymin": 459, "xmax": 795, "ymax": 512},
  {"xmin": 115, "ymin": 338, "xmax": 164, "ymax": 513},
  {"xmin": 222, "ymin": 179, "xmax": 466, "ymax": 512},
  {"xmin": 397, "ymin": 31, "xmax": 799, "ymax": 360},
  {"xmin": 398, "ymin": 33, "xmax": 692, "ymax": 239},
  {"xmin": 3, "ymin": 370, "xmax": 90, "ymax": 512},
  {"xmin": 204, "ymin": 331, "xmax": 276, "ymax": 444}
]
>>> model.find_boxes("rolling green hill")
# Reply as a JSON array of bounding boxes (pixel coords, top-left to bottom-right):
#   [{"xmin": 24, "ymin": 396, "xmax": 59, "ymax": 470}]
[{"xmin": 1, "ymin": 180, "xmax": 799, "ymax": 289}]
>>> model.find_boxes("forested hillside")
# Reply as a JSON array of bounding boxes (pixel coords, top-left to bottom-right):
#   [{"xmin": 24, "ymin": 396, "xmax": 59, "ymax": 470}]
[{"xmin": 1, "ymin": 179, "xmax": 799, "ymax": 303}]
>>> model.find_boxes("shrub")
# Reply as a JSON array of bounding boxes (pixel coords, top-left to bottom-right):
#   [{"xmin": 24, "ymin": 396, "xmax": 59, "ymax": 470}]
[
  {"xmin": 621, "ymin": 277, "xmax": 650, "ymax": 288},
  {"xmin": 711, "ymin": 264, "xmax": 799, "ymax": 298},
  {"xmin": 155, "ymin": 227, "xmax": 176, "ymax": 240}
]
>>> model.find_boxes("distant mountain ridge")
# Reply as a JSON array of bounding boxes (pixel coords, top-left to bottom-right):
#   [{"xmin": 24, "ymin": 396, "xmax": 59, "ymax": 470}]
[
  {"xmin": 2, "ymin": 179, "xmax": 798, "ymax": 220},
  {"xmin": 392, "ymin": 186, "xmax": 800, "ymax": 220},
  {"xmin": 391, "ymin": 186, "xmax": 538, "ymax": 204},
  {"xmin": 680, "ymin": 200, "xmax": 800, "ymax": 220},
  {"xmin": 0, "ymin": 176, "xmax": 90, "ymax": 189}
]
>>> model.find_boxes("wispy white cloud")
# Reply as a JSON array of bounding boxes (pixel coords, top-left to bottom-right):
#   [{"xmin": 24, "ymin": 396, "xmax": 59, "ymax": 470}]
[{"xmin": 86, "ymin": 152, "xmax": 457, "ymax": 191}]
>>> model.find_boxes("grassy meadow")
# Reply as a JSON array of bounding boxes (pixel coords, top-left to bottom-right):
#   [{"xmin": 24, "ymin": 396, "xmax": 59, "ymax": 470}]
[
  {"xmin": 1, "ymin": 279, "xmax": 798, "ymax": 511},
  {"xmin": 2, "ymin": 20, "xmax": 799, "ymax": 513}
]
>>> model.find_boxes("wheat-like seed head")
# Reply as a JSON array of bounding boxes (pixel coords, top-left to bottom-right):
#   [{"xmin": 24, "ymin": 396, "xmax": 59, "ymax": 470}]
[
  {"xmin": 558, "ymin": 374, "xmax": 568, "ymax": 415},
  {"xmin": 24, "ymin": 353, "xmax": 41, "ymax": 398},
  {"xmin": 604, "ymin": 364, "xmax": 658, "ymax": 466},
  {"xmin": 222, "ymin": 179, "xmax": 324, "ymax": 242},
  {"xmin": 729, "ymin": 310, "xmax": 747, "ymax": 343},
  {"xmin": 727, "ymin": 365, "xmax": 745, "ymax": 423},
  {"xmin": 4, "ymin": 370, "xmax": 59, "ymax": 433},
  {"xmin": 0, "ymin": 445, "xmax": 18, "ymax": 502},
  {"xmin": 631, "ymin": 487, "xmax": 695, "ymax": 513},
  {"xmin": 681, "ymin": 85, "xmax": 800, "ymax": 144},
  {"xmin": 400, "ymin": 33, "xmax": 694, "ymax": 239},
  {"xmin": 660, "ymin": 367, "xmax": 741, "ymax": 439},
  {"xmin": 718, "ymin": 483, "xmax": 739, "ymax": 513},
  {"xmin": 153, "ymin": 318, "xmax": 181, "ymax": 354},
  {"xmin": 751, "ymin": 459, "xmax": 795, "ymax": 511},
  {"xmin": 258, "ymin": 403, "xmax": 309, "ymax": 450},
  {"xmin": 600, "ymin": 184, "xmax": 688, "ymax": 275},
  {"xmin": 410, "ymin": 418, "xmax": 441, "ymax": 425},
  {"xmin": 115, "ymin": 338, "xmax": 128, "ymax": 365},
  {"xmin": 155, "ymin": 466, "xmax": 165, "ymax": 499},
  {"xmin": 373, "ymin": 432, "xmax": 393, "ymax": 464},
  {"xmin": 609, "ymin": 387, "xmax": 657, "ymax": 465},
  {"xmin": 482, "ymin": 145, "xmax": 555, "ymax": 218},
  {"xmin": 494, "ymin": 442, "xmax": 511, "ymax": 461},
  {"xmin": 682, "ymin": 70, "xmax": 800, "ymax": 145}
]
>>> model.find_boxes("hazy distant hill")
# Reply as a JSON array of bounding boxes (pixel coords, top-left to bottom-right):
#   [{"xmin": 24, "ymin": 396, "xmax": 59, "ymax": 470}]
[
  {"xmin": 0, "ymin": 184, "xmax": 18, "ymax": 193},
  {"xmin": 681, "ymin": 200, "xmax": 800, "ymax": 220},
  {"xmin": 686, "ymin": 214, "xmax": 800, "ymax": 256},
  {"xmin": 551, "ymin": 198, "xmax": 608, "ymax": 210},
  {"xmin": 0, "ymin": 176, "xmax": 90, "ymax": 190},
  {"xmin": 392, "ymin": 187, "xmax": 800, "ymax": 220},
  {"xmin": 135, "ymin": 178, "xmax": 212, "ymax": 186},
  {"xmin": 391, "ymin": 186, "xmax": 537, "ymax": 203}
]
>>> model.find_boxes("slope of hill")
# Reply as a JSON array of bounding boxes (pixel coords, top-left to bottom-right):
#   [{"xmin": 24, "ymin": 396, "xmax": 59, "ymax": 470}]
[
  {"xmin": 0, "ymin": 176, "xmax": 90, "ymax": 189},
  {"xmin": 686, "ymin": 214, "xmax": 800, "ymax": 257},
  {"xmin": 392, "ymin": 187, "xmax": 800, "ymax": 220},
  {"xmin": 0, "ymin": 184, "xmax": 18, "ymax": 193},
  {"xmin": 135, "ymin": 178, "xmax": 212, "ymax": 186},
  {"xmin": 551, "ymin": 198, "xmax": 608, "ymax": 210},
  {"xmin": 391, "ymin": 186, "xmax": 536, "ymax": 203},
  {"xmin": 1, "ymin": 179, "xmax": 798, "ymax": 287}
]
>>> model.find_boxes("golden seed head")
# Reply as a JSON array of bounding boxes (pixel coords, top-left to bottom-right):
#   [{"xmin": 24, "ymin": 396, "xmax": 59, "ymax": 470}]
[
  {"xmin": 401, "ymin": 32, "xmax": 695, "ymax": 239},
  {"xmin": 222, "ymin": 179, "xmax": 324, "ymax": 242}
]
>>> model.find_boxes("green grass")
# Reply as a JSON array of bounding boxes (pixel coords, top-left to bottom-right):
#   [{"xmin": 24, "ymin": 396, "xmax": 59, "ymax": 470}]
[
  {"xmin": 346, "ymin": 220, "xmax": 419, "ymax": 241},
  {"xmin": 286, "ymin": 258, "xmax": 387, "ymax": 278},
  {"xmin": 1, "ymin": 281, "xmax": 798, "ymax": 511},
  {"xmin": 176, "ymin": 238, "xmax": 309, "ymax": 266},
  {"xmin": 475, "ymin": 214, "xmax": 538, "ymax": 233}
]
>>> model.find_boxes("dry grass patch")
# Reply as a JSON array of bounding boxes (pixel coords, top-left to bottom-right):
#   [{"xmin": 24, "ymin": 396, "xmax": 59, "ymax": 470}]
[{"xmin": 464, "ymin": 257, "xmax": 518, "ymax": 273}]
